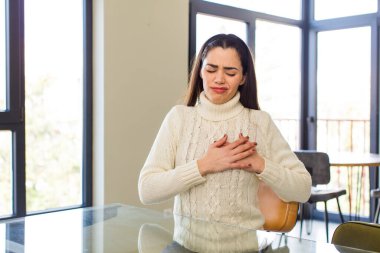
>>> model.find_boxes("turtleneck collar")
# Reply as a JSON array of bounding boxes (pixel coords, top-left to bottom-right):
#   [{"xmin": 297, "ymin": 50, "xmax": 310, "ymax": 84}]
[{"xmin": 197, "ymin": 91, "xmax": 244, "ymax": 121}]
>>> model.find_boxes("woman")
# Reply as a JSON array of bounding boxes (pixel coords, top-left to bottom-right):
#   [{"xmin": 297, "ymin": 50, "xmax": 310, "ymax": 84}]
[{"xmin": 138, "ymin": 34, "xmax": 311, "ymax": 229}]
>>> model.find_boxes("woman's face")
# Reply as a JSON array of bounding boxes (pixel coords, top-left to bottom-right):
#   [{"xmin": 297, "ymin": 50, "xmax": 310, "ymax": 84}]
[{"xmin": 200, "ymin": 47, "xmax": 246, "ymax": 105}]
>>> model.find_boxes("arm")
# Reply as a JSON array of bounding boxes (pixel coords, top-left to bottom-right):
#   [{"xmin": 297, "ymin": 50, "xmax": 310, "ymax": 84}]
[
  {"xmin": 138, "ymin": 107, "xmax": 206, "ymax": 205},
  {"xmin": 254, "ymin": 112, "xmax": 312, "ymax": 203}
]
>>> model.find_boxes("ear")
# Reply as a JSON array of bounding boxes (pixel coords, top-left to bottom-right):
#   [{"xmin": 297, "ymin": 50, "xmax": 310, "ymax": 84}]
[
  {"xmin": 240, "ymin": 75, "xmax": 246, "ymax": 86},
  {"xmin": 199, "ymin": 69, "xmax": 203, "ymax": 79}
]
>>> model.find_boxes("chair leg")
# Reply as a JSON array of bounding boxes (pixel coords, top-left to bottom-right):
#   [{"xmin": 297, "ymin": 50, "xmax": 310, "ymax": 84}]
[
  {"xmin": 374, "ymin": 202, "xmax": 380, "ymax": 223},
  {"xmin": 336, "ymin": 198, "xmax": 345, "ymax": 223},
  {"xmin": 324, "ymin": 201, "xmax": 329, "ymax": 243},
  {"xmin": 299, "ymin": 203, "xmax": 304, "ymax": 238},
  {"xmin": 306, "ymin": 204, "xmax": 313, "ymax": 235}
]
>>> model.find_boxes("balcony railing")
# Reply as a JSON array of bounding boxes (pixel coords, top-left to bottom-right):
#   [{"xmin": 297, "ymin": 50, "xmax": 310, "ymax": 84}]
[{"xmin": 274, "ymin": 118, "xmax": 371, "ymax": 218}]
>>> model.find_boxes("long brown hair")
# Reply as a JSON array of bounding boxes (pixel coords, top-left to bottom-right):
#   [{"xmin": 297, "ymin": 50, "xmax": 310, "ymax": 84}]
[{"xmin": 185, "ymin": 34, "xmax": 260, "ymax": 110}]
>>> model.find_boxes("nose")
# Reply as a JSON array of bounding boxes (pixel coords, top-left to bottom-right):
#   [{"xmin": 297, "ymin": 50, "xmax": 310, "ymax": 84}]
[{"xmin": 214, "ymin": 70, "xmax": 225, "ymax": 84}]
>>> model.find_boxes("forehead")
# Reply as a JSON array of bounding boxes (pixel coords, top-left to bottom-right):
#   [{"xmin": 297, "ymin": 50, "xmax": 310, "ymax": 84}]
[{"xmin": 204, "ymin": 47, "xmax": 242, "ymax": 67}]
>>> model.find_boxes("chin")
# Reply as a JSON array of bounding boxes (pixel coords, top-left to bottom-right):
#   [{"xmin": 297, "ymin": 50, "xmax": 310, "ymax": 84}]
[
  {"xmin": 205, "ymin": 91, "xmax": 231, "ymax": 104},
  {"xmin": 213, "ymin": 98, "xmax": 228, "ymax": 104}
]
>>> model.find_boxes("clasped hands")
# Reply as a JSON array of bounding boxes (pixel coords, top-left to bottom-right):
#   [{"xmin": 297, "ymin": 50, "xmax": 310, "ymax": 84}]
[{"xmin": 197, "ymin": 133, "xmax": 265, "ymax": 176}]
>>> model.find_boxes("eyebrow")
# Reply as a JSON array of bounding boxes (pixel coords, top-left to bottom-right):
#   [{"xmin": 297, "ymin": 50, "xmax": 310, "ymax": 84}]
[{"xmin": 206, "ymin": 63, "xmax": 240, "ymax": 71}]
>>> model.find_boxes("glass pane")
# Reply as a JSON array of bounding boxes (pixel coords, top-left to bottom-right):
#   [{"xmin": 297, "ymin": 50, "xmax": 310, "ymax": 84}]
[
  {"xmin": 196, "ymin": 13, "xmax": 247, "ymax": 54},
  {"xmin": 0, "ymin": 131, "xmax": 13, "ymax": 217},
  {"xmin": 24, "ymin": 0, "xmax": 83, "ymax": 212},
  {"xmin": 317, "ymin": 27, "xmax": 371, "ymax": 217},
  {"xmin": 0, "ymin": 0, "xmax": 5, "ymax": 112},
  {"xmin": 0, "ymin": 225, "xmax": 4, "ymax": 252},
  {"xmin": 255, "ymin": 20, "xmax": 301, "ymax": 150},
  {"xmin": 315, "ymin": 0, "xmax": 377, "ymax": 20},
  {"xmin": 24, "ymin": 210, "xmax": 82, "ymax": 251},
  {"xmin": 204, "ymin": 0, "xmax": 301, "ymax": 20}
]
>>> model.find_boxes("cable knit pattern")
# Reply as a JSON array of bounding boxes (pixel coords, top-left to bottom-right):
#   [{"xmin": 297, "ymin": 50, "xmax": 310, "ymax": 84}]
[
  {"xmin": 173, "ymin": 214, "xmax": 260, "ymax": 253},
  {"xmin": 138, "ymin": 92, "xmax": 312, "ymax": 229}
]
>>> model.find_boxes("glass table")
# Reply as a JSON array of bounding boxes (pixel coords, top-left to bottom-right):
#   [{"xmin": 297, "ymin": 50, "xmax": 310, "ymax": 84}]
[{"xmin": 0, "ymin": 204, "xmax": 372, "ymax": 252}]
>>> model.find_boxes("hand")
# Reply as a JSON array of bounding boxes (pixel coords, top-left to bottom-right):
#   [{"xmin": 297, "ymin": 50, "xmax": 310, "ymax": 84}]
[
  {"xmin": 197, "ymin": 134, "xmax": 256, "ymax": 176},
  {"xmin": 236, "ymin": 133, "xmax": 265, "ymax": 174}
]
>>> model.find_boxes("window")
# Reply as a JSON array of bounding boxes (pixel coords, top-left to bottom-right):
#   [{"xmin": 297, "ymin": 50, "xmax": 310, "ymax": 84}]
[
  {"xmin": 24, "ymin": 0, "xmax": 84, "ymax": 213},
  {"xmin": 196, "ymin": 13, "xmax": 247, "ymax": 53},
  {"xmin": 317, "ymin": 27, "xmax": 371, "ymax": 153},
  {"xmin": 255, "ymin": 20, "xmax": 301, "ymax": 149},
  {"xmin": 314, "ymin": 0, "xmax": 377, "ymax": 20},
  {"xmin": 0, "ymin": 0, "xmax": 92, "ymax": 219},
  {"xmin": 0, "ymin": 0, "xmax": 5, "ymax": 112},
  {"xmin": 191, "ymin": 0, "xmax": 303, "ymax": 149},
  {"xmin": 190, "ymin": 0, "xmax": 380, "ymax": 222},
  {"xmin": 203, "ymin": 0, "xmax": 301, "ymax": 20},
  {"xmin": 317, "ymin": 27, "xmax": 371, "ymax": 217},
  {"xmin": 0, "ymin": 131, "xmax": 12, "ymax": 217}
]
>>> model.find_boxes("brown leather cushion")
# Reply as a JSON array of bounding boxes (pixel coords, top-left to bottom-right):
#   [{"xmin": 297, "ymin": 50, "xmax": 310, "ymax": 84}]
[{"xmin": 258, "ymin": 182, "xmax": 299, "ymax": 232}]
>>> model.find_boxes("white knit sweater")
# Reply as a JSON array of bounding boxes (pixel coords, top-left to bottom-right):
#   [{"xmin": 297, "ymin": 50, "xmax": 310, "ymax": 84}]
[{"xmin": 138, "ymin": 92, "xmax": 311, "ymax": 229}]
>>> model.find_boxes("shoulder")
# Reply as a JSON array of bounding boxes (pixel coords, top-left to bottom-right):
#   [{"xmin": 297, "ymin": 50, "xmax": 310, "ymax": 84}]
[
  {"xmin": 164, "ymin": 105, "xmax": 196, "ymax": 123},
  {"xmin": 168, "ymin": 105, "xmax": 195, "ymax": 117},
  {"xmin": 248, "ymin": 109, "xmax": 272, "ymax": 122}
]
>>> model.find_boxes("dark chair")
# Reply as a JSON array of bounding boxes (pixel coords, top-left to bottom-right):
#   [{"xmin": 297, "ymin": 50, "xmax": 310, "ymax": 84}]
[
  {"xmin": 332, "ymin": 221, "xmax": 380, "ymax": 252},
  {"xmin": 371, "ymin": 188, "xmax": 380, "ymax": 223},
  {"xmin": 294, "ymin": 150, "xmax": 346, "ymax": 242}
]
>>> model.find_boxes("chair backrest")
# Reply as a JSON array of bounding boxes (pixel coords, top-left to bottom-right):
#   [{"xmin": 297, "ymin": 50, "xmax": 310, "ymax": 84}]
[
  {"xmin": 294, "ymin": 150, "xmax": 330, "ymax": 186},
  {"xmin": 332, "ymin": 221, "xmax": 380, "ymax": 252},
  {"xmin": 258, "ymin": 181, "xmax": 299, "ymax": 232}
]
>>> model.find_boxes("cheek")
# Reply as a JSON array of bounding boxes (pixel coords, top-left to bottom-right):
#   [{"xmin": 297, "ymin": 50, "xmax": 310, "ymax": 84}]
[
  {"xmin": 228, "ymin": 77, "xmax": 242, "ymax": 87},
  {"xmin": 201, "ymin": 72, "xmax": 212, "ymax": 85}
]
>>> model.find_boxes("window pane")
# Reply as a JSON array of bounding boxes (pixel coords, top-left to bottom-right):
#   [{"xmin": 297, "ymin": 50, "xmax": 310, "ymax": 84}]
[
  {"xmin": 0, "ymin": 131, "xmax": 13, "ymax": 217},
  {"xmin": 196, "ymin": 13, "xmax": 247, "ymax": 53},
  {"xmin": 24, "ymin": 0, "xmax": 83, "ymax": 212},
  {"xmin": 0, "ymin": 0, "xmax": 5, "ymax": 112},
  {"xmin": 317, "ymin": 27, "xmax": 371, "ymax": 217},
  {"xmin": 315, "ymin": 0, "xmax": 377, "ymax": 20},
  {"xmin": 255, "ymin": 20, "xmax": 301, "ymax": 150},
  {"xmin": 204, "ymin": 0, "xmax": 301, "ymax": 20},
  {"xmin": 0, "ymin": 225, "xmax": 5, "ymax": 252}
]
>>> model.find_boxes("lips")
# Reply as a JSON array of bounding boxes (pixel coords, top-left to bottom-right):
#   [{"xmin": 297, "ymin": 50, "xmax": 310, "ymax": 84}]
[{"xmin": 211, "ymin": 87, "xmax": 227, "ymax": 94}]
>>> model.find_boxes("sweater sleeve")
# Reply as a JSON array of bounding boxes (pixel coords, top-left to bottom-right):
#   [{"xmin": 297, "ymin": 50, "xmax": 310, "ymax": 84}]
[
  {"xmin": 255, "ymin": 111, "xmax": 312, "ymax": 203},
  {"xmin": 138, "ymin": 106, "xmax": 206, "ymax": 205}
]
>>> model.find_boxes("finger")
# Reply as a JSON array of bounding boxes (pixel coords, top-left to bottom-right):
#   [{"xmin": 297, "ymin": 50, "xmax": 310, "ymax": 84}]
[
  {"xmin": 232, "ymin": 149, "xmax": 255, "ymax": 161},
  {"xmin": 231, "ymin": 141, "xmax": 255, "ymax": 155},
  {"xmin": 230, "ymin": 162, "xmax": 252, "ymax": 169},
  {"xmin": 212, "ymin": 134, "xmax": 228, "ymax": 147},
  {"xmin": 222, "ymin": 141, "xmax": 231, "ymax": 147},
  {"xmin": 228, "ymin": 136, "xmax": 249, "ymax": 150},
  {"xmin": 238, "ymin": 133, "xmax": 249, "ymax": 140}
]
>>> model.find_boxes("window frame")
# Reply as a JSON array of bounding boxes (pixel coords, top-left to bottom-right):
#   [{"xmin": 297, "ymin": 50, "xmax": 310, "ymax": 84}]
[
  {"xmin": 190, "ymin": 0, "xmax": 380, "ymax": 222},
  {"xmin": 0, "ymin": 0, "xmax": 93, "ymax": 220}
]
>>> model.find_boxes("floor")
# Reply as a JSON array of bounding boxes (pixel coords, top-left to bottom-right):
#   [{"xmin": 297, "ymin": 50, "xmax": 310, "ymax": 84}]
[{"xmin": 287, "ymin": 219, "xmax": 340, "ymax": 242}]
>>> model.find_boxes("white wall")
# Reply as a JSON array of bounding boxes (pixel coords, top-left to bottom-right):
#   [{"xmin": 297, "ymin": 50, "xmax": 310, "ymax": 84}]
[{"xmin": 93, "ymin": 0, "xmax": 189, "ymax": 211}]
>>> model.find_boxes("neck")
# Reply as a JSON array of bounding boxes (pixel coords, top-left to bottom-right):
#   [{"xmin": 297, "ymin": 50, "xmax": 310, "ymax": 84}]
[{"xmin": 197, "ymin": 92, "xmax": 244, "ymax": 121}]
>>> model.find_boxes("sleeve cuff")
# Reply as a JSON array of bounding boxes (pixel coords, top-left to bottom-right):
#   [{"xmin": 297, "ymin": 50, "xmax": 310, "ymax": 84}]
[
  {"xmin": 255, "ymin": 158, "xmax": 281, "ymax": 185},
  {"xmin": 175, "ymin": 160, "xmax": 206, "ymax": 187}
]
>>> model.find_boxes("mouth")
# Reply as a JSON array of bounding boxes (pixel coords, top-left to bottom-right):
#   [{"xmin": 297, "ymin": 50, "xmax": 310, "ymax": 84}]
[{"xmin": 211, "ymin": 87, "xmax": 228, "ymax": 94}]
